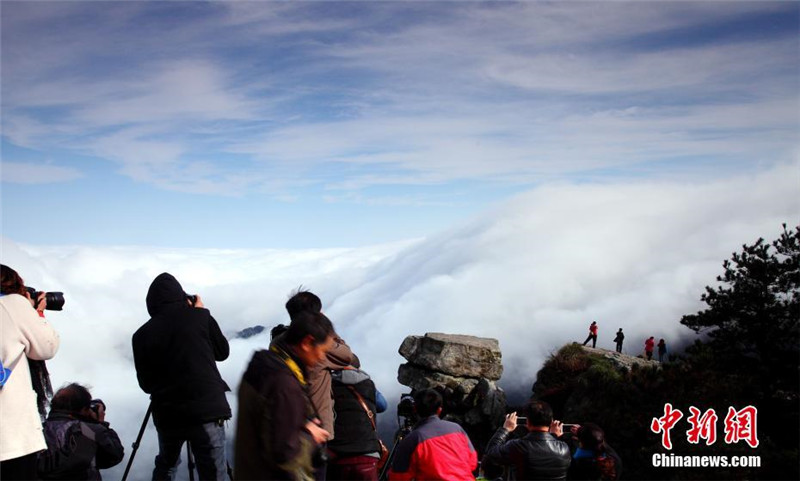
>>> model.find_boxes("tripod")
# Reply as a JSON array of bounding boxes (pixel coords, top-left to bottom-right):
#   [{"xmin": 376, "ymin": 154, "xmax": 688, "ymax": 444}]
[
  {"xmin": 121, "ymin": 403, "xmax": 232, "ymax": 481},
  {"xmin": 377, "ymin": 415, "xmax": 415, "ymax": 481}
]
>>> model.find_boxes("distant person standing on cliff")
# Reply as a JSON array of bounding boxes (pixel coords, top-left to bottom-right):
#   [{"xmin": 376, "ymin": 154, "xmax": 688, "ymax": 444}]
[
  {"xmin": 582, "ymin": 321, "xmax": 598, "ymax": 348},
  {"xmin": 657, "ymin": 339, "xmax": 667, "ymax": 362},
  {"xmin": 644, "ymin": 337, "xmax": 655, "ymax": 360},
  {"xmin": 613, "ymin": 329, "xmax": 624, "ymax": 353}
]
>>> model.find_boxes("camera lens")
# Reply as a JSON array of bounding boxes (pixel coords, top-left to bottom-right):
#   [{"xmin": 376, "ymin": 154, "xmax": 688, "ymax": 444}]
[
  {"xmin": 25, "ymin": 287, "xmax": 65, "ymax": 311},
  {"xmin": 45, "ymin": 292, "xmax": 65, "ymax": 311}
]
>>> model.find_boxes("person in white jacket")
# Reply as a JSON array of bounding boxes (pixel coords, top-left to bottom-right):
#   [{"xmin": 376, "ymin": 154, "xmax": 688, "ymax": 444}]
[{"xmin": 0, "ymin": 264, "xmax": 60, "ymax": 480}]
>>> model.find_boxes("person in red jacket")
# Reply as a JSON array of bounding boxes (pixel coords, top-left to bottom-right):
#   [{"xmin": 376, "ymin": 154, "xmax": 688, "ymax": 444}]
[
  {"xmin": 582, "ymin": 321, "xmax": 598, "ymax": 348},
  {"xmin": 644, "ymin": 337, "xmax": 655, "ymax": 360},
  {"xmin": 388, "ymin": 389, "xmax": 477, "ymax": 481}
]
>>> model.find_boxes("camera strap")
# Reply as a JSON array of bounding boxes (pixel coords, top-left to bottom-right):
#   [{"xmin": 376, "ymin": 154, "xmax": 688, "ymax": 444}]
[{"xmin": 346, "ymin": 385, "xmax": 376, "ymax": 431}]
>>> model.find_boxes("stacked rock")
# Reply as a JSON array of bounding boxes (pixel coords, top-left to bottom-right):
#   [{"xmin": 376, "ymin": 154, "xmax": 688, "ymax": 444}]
[{"xmin": 397, "ymin": 332, "xmax": 506, "ymax": 454}]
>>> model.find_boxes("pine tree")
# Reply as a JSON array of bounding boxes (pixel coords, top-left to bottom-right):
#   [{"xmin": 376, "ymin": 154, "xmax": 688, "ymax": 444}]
[{"xmin": 680, "ymin": 224, "xmax": 799, "ymax": 393}]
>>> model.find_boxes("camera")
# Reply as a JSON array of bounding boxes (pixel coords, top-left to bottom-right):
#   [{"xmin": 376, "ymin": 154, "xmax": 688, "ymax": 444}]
[
  {"xmin": 395, "ymin": 393, "xmax": 419, "ymax": 433},
  {"xmin": 90, "ymin": 399, "xmax": 105, "ymax": 415},
  {"xmin": 186, "ymin": 294, "xmax": 197, "ymax": 306},
  {"xmin": 25, "ymin": 287, "xmax": 65, "ymax": 311},
  {"xmin": 397, "ymin": 393, "xmax": 415, "ymax": 418}
]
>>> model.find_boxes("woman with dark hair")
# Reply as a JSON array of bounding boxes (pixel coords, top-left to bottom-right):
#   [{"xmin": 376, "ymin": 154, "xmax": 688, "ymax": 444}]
[
  {"xmin": 0, "ymin": 264, "xmax": 60, "ymax": 480},
  {"xmin": 567, "ymin": 423, "xmax": 622, "ymax": 480}
]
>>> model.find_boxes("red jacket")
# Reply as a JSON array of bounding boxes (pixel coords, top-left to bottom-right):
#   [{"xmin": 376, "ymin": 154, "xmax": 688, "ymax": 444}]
[
  {"xmin": 388, "ymin": 415, "xmax": 477, "ymax": 481},
  {"xmin": 645, "ymin": 338, "xmax": 655, "ymax": 352}
]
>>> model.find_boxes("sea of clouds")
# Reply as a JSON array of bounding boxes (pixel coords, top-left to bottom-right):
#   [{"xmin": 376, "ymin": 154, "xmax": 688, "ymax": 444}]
[{"xmin": 3, "ymin": 162, "xmax": 797, "ymax": 480}]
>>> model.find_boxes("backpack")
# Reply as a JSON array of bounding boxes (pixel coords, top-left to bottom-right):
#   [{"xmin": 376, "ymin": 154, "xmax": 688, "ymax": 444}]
[{"xmin": 38, "ymin": 419, "xmax": 98, "ymax": 480}]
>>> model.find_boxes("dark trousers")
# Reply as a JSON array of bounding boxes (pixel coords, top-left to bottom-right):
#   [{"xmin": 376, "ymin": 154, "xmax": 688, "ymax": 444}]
[
  {"xmin": 616, "ymin": 342, "xmax": 623, "ymax": 353},
  {"xmin": 0, "ymin": 452, "xmax": 39, "ymax": 480},
  {"xmin": 583, "ymin": 334, "xmax": 597, "ymax": 348},
  {"xmin": 152, "ymin": 421, "xmax": 227, "ymax": 481},
  {"xmin": 327, "ymin": 456, "xmax": 378, "ymax": 481}
]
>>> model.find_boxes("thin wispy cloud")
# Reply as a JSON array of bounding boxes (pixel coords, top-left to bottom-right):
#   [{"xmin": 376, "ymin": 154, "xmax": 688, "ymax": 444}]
[
  {"xmin": 2, "ymin": 1, "xmax": 796, "ymax": 201},
  {"xmin": 1, "ymin": 161, "xmax": 84, "ymax": 184}
]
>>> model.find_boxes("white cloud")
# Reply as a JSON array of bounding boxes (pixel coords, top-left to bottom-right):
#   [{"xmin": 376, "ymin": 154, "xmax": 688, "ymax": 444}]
[
  {"xmin": 2, "ymin": 163, "xmax": 796, "ymax": 478},
  {"xmin": 1, "ymin": 2, "xmax": 796, "ymax": 197},
  {"xmin": 1, "ymin": 161, "xmax": 83, "ymax": 184},
  {"xmin": 482, "ymin": 39, "xmax": 794, "ymax": 94},
  {"xmin": 71, "ymin": 60, "xmax": 256, "ymax": 126}
]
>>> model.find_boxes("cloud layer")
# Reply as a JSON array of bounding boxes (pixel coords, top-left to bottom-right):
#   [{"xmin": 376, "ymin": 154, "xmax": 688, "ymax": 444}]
[
  {"xmin": 3, "ymin": 163, "xmax": 796, "ymax": 479},
  {"xmin": 3, "ymin": 2, "xmax": 797, "ymax": 198}
]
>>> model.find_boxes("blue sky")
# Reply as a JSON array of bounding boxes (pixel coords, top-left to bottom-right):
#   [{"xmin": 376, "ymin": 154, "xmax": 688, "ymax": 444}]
[{"xmin": 2, "ymin": 1, "xmax": 798, "ymax": 248}]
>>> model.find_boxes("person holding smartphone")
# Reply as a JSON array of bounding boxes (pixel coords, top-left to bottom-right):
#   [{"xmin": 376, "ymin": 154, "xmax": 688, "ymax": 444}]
[{"xmin": 484, "ymin": 400, "xmax": 571, "ymax": 480}]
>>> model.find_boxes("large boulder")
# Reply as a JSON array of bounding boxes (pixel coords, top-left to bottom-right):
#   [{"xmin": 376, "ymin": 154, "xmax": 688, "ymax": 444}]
[
  {"xmin": 397, "ymin": 332, "xmax": 507, "ymax": 458},
  {"xmin": 399, "ymin": 333, "xmax": 503, "ymax": 380},
  {"xmin": 397, "ymin": 363, "xmax": 479, "ymax": 394}
]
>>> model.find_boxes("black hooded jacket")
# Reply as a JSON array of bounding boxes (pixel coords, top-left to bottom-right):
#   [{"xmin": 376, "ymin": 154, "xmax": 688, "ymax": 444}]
[{"xmin": 132, "ymin": 273, "xmax": 231, "ymax": 427}]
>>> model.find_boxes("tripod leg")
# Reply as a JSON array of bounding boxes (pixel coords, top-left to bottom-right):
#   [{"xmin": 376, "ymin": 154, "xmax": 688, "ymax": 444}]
[
  {"xmin": 187, "ymin": 442, "xmax": 196, "ymax": 481},
  {"xmin": 378, "ymin": 428, "xmax": 406, "ymax": 481},
  {"xmin": 122, "ymin": 404, "xmax": 153, "ymax": 481}
]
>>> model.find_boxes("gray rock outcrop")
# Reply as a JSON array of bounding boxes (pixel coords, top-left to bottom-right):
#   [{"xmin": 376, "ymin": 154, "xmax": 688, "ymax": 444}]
[
  {"xmin": 579, "ymin": 345, "xmax": 660, "ymax": 370},
  {"xmin": 399, "ymin": 333, "xmax": 503, "ymax": 380},
  {"xmin": 235, "ymin": 325, "xmax": 266, "ymax": 339},
  {"xmin": 397, "ymin": 332, "xmax": 507, "ymax": 456}
]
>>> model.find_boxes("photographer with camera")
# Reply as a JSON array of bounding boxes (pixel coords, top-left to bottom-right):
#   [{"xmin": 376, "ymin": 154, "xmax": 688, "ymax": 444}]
[
  {"xmin": 387, "ymin": 389, "xmax": 477, "ymax": 481},
  {"xmin": 38, "ymin": 383, "xmax": 124, "ymax": 480},
  {"xmin": 0, "ymin": 264, "xmax": 61, "ymax": 480},
  {"xmin": 132, "ymin": 273, "xmax": 231, "ymax": 480},
  {"xmin": 235, "ymin": 310, "xmax": 335, "ymax": 481}
]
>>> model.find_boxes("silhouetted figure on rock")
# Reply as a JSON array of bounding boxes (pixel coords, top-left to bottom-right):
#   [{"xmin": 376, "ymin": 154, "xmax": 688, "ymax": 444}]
[
  {"xmin": 613, "ymin": 329, "xmax": 624, "ymax": 353},
  {"xmin": 582, "ymin": 322, "xmax": 598, "ymax": 348},
  {"xmin": 644, "ymin": 337, "xmax": 655, "ymax": 361}
]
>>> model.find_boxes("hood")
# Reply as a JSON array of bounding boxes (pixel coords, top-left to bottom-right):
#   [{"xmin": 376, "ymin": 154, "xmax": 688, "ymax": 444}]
[{"xmin": 146, "ymin": 272, "xmax": 187, "ymax": 317}]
